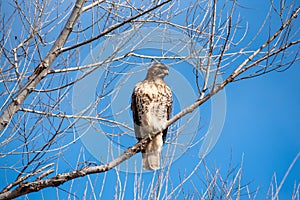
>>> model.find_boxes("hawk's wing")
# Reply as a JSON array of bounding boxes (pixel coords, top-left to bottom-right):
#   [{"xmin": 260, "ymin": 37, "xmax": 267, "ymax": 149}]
[
  {"xmin": 131, "ymin": 82, "xmax": 144, "ymax": 141},
  {"xmin": 162, "ymin": 96, "xmax": 172, "ymax": 143}
]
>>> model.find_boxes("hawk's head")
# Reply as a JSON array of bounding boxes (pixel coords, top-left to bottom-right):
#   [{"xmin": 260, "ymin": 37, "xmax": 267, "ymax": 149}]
[{"xmin": 146, "ymin": 63, "xmax": 169, "ymax": 80}]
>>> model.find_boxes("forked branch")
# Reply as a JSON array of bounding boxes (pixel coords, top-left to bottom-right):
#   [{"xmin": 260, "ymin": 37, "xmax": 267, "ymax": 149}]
[{"xmin": 0, "ymin": 0, "xmax": 86, "ymax": 132}]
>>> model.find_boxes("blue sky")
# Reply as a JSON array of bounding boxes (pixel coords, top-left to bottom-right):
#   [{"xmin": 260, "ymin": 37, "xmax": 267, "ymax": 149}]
[
  {"xmin": 208, "ymin": 63, "xmax": 300, "ymax": 199},
  {"xmin": 206, "ymin": 1, "xmax": 300, "ymax": 198},
  {"xmin": 0, "ymin": 0, "xmax": 299, "ymax": 199}
]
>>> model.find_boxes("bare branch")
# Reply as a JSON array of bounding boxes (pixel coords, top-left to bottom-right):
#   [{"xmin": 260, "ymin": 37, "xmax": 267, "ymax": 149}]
[
  {"xmin": 0, "ymin": 138, "xmax": 149, "ymax": 199},
  {"xmin": 272, "ymin": 152, "xmax": 300, "ymax": 200},
  {"xmin": 0, "ymin": 0, "xmax": 86, "ymax": 131},
  {"xmin": 59, "ymin": 0, "xmax": 172, "ymax": 53},
  {"xmin": 19, "ymin": 108, "xmax": 133, "ymax": 131}
]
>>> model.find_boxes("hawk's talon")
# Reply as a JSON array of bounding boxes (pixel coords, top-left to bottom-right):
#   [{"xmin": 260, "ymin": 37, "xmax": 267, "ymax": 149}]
[{"xmin": 148, "ymin": 133, "xmax": 153, "ymax": 140}]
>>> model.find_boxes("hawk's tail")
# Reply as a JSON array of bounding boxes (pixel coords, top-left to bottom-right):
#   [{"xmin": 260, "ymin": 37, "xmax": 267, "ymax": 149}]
[{"xmin": 142, "ymin": 133, "xmax": 163, "ymax": 170}]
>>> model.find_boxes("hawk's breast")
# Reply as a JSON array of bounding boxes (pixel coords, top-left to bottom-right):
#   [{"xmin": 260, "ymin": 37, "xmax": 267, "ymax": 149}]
[{"xmin": 132, "ymin": 79, "xmax": 172, "ymax": 138}]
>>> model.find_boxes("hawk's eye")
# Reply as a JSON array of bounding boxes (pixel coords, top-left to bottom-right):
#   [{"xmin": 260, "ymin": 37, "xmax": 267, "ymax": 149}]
[{"xmin": 159, "ymin": 66, "xmax": 165, "ymax": 71}]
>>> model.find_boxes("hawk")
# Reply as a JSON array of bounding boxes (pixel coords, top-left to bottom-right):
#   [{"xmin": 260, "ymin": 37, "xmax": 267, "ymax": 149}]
[{"xmin": 131, "ymin": 63, "xmax": 172, "ymax": 170}]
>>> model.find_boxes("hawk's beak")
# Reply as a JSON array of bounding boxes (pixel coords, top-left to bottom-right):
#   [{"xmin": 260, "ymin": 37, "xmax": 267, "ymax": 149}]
[{"xmin": 164, "ymin": 69, "xmax": 169, "ymax": 75}]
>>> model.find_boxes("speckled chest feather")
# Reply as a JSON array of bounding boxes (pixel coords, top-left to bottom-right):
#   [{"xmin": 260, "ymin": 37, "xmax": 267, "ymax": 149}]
[{"xmin": 131, "ymin": 78, "xmax": 172, "ymax": 139}]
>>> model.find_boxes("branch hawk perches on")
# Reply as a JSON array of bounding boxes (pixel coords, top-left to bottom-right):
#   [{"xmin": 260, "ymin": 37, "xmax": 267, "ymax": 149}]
[{"xmin": 131, "ymin": 63, "xmax": 172, "ymax": 170}]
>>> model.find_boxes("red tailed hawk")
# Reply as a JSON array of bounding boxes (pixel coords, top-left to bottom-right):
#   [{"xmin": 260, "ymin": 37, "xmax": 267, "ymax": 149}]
[{"xmin": 131, "ymin": 63, "xmax": 172, "ymax": 170}]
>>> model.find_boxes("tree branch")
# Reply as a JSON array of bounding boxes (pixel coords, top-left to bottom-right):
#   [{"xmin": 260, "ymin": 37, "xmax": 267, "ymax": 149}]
[
  {"xmin": 0, "ymin": 0, "xmax": 86, "ymax": 132},
  {"xmin": 59, "ymin": 0, "xmax": 172, "ymax": 53},
  {"xmin": 19, "ymin": 108, "xmax": 134, "ymax": 131},
  {"xmin": 0, "ymin": 138, "xmax": 149, "ymax": 199}
]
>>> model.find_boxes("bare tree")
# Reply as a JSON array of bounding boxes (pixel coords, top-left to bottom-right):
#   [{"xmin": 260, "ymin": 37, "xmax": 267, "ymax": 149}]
[{"xmin": 0, "ymin": 0, "xmax": 299, "ymax": 199}]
